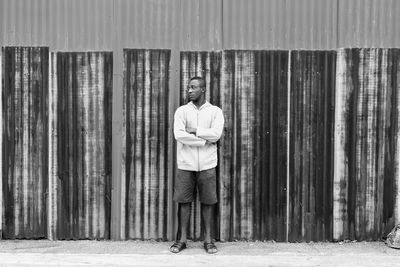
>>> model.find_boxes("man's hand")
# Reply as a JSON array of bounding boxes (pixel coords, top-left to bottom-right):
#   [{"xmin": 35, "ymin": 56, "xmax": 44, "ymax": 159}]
[{"xmin": 186, "ymin": 127, "xmax": 197, "ymax": 135}]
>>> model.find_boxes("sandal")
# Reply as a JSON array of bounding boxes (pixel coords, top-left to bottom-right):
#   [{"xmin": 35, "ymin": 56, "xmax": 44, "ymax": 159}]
[
  {"xmin": 170, "ymin": 241, "xmax": 187, "ymax": 253},
  {"xmin": 203, "ymin": 242, "xmax": 218, "ymax": 254}
]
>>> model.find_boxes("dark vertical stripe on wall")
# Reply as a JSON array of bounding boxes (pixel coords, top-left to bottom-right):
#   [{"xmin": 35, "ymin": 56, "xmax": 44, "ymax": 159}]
[
  {"xmin": 2, "ymin": 47, "xmax": 49, "ymax": 239},
  {"xmin": 253, "ymin": 51, "xmax": 288, "ymax": 241},
  {"xmin": 179, "ymin": 51, "xmax": 222, "ymax": 240},
  {"xmin": 49, "ymin": 52, "xmax": 112, "ymax": 240},
  {"xmin": 289, "ymin": 51, "xmax": 336, "ymax": 242},
  {"xmin": 333, "ymin": 48, "xmax": 399, "ymax": 241},
  {"xmin": 123, "ymin": 49, "xmax": 170, "ymax": 240}
]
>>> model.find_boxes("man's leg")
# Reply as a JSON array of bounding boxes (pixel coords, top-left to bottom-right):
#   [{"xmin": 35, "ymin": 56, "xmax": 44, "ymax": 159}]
[
  {"xmin": 170, "ymin": 169, "xmax": 195, "ymax": 253},
  {"xmin": 201, "ymin": 203, "xmax": 213, "ymax": 243},
  {"xmin": 198, "ymin": 168, "xmax": 218, "ymax": 253},
  {"xmin": 179, "ymin": 202, "xmax": 191, "ymax": 243}
]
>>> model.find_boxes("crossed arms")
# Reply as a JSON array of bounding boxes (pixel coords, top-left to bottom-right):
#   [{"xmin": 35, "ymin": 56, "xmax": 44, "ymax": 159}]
[{"xmin": 173, "ymin": 109, "xmax": 224, "ymax": 146}]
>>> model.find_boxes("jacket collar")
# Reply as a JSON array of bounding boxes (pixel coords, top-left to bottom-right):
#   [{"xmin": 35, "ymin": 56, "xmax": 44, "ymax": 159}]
[{"xmin": 188, "ymin": 101, "xmax": 211, "ymax": 110}]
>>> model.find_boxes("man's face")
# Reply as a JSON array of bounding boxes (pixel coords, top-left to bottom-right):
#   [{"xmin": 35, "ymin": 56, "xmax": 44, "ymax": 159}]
[{"xmin": 187, "ymin": 79, "xmax": 204, "ymax": 102}]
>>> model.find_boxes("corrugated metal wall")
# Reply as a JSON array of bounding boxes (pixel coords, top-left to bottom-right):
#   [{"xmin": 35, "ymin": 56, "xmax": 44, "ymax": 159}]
[
  {"xmin": 289, "ymin": 51, "xmax": 336, "ymax": 241},
  {"xmin": 1, "ymin": 0, "xmax": 400, "ymax": 242},
  {"xmin": 2, "ymin": 47, "xmax": 49, "ymax": 238},
  {"xmin": 333, "ymin": 48, "xmax": 400, "ymax": 241},
  {"xmin": 219, "ymin": 51, "xmax": 289, "ymax": 241},
  {"xmin": 48, "ymin": 52, "xmax": 113, "ymax": 240},
  {"xmin": 223, "ymin": 0, "xmax": 338, "ymax": 49},
  {"xmin": 122, "ymin": 49, "xmax": 170, "ymax": 240}
]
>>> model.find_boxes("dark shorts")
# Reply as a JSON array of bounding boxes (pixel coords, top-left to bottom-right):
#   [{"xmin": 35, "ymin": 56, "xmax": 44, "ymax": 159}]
[{"xmin": 174, "ymin": 168, "xmax": 218, "ymax": 205}]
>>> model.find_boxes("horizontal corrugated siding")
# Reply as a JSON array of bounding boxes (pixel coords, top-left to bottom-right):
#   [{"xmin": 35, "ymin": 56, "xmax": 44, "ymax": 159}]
[
  {"xmin": 3, "ymin": 0, "xmax": 400, "ymax": 50},
  {"xmin": 2, "ymin": 47, "xmax": 49, "ymax": 239},
  {"xmin": 122, "ymin": 49, "xmax": 170, "ymax": 240},
  {"xmin": 223, "ymin": 0, "xmax": 337, "ymax": 49},
  {"xmin": 48, "ymin": 52, "xmax": 113, "ymax": 240},
  {"xmin": 333, "ymin": 49, "xmax": 399, "ymax": 241},
  {"xmin": 338, "ymin": 0, "xmax": 400, "ymax": 48},
  {"xmin": 0, "ymin": 0, "xmax": 113, "ymax": 50},
  {"xmin": 289, "ymin": 51, "xmax": 336, "ymax": 241}
]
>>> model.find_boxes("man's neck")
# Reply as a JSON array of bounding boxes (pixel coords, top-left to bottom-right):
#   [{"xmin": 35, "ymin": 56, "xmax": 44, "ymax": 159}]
[{"xmin": 192, "ymin": 98, "xmax": 206, "ymax": 109}]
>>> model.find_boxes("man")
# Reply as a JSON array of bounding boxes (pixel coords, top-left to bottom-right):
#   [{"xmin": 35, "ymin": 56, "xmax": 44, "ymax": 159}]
[{"xmin": 170, "ymin": 77, "xmax": 224, "ymax": 254}]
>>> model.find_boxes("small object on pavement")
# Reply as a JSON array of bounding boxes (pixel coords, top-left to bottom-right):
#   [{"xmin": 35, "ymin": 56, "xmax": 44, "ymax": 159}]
[
  {"xmin": 170, "ymin": 241, "xmax": 187, "ymax": 253},
  {"xmin": 204, "ymin": 242, "xmax": 218, "ymax": 254},
  {"xmin": 386, "ymin": 224, "xmax": 400, "ymax": 249}
]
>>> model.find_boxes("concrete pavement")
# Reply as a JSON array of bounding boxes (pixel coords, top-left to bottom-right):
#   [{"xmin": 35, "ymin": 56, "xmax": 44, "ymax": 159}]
[{"xmin": 0, "ymin": 240, "xmax": 398, "ymax": 266}]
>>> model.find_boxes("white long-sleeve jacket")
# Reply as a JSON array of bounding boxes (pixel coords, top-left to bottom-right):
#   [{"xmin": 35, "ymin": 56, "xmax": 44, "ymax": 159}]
[{"xmin": 174, "ymin": 101, "xmax": 224, "ymax": 171}]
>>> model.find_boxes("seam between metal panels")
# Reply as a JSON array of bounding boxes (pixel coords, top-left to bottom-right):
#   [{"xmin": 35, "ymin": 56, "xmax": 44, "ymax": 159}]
[
  {"xmin": 47, "ymin": 51, "xmax": 52, "ymax": 240},
  {"xmin": 286, "ymin": 50, "xmax": 291, "ymax": 242}
]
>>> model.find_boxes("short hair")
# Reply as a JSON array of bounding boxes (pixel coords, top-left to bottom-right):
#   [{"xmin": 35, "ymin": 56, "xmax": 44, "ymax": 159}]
[{"xmin": 190, "ymin": 76, "xmax": 206, "ymax": 88}]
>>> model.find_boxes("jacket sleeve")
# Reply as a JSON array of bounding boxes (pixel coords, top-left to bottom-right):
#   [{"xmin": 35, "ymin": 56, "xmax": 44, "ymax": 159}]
[
  {"xmin": 196, "ymin": 108, "xmax": 224, "ymax": 143},
  {"xmin": 174, "ymin": 108, "xmax": 206, "ymax": 147}
]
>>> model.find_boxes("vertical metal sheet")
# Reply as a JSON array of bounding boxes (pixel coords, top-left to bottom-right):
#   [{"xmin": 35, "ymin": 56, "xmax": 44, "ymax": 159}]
[
  {"xmin": 222, "ymin": 0, "xmax": 338, "ymax": 49},
  {"xmin": 333, "ymin": 48, "xmax": 399, "ymax": 241},
  {"xmin": 122, "ymin": 49, "xmax": 170, "ymax": 240},
  {"xmin": 2, "ymin": 47, "xmax": 49, "ymax": 239},
  {"xmin": 289, "ymin": 51, "xmax": 336, "ymax": 241},
  {"xmin": 338, "ymin": 0, "xmax": 400, "ymax": 48},
  {"xmin": 253, "ymin": 51, "xmax": 289, "ymax": 241},
  {"xmin": 48, "ymin": 52, "xmax": 112, "ymax": 240}
]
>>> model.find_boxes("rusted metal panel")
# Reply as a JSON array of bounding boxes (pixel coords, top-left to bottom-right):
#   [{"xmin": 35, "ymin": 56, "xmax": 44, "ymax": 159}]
[
  {"xmin": 253, "ymin": 51, "xmax": 289, "ymax": 241},
  {"xmin": 2, "ymin": 47, "xmax": 49, "ymax": 239},
  {"xmin": 122, "ymin": 49, "xmax": 170, "ymax": 240},
  {"xmin": 48, "ymin": 52, "xmax": 112, "ymax": 240},
  {"xmin": 289, "ymin": 51, "xmax": 336, "ymax": 241},
  {"xmin": 333, "ymin": 48, "xmax": 399, "ymax": 241},
  {"xmin": 223, "ymin": 0, "xmax": 338, "ymax": 49}
]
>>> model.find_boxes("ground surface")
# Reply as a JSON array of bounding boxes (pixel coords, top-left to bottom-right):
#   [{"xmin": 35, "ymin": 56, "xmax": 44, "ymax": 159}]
[{"xmin": 0, "ymin": 240, "xmax": 398, "ymax": 266}]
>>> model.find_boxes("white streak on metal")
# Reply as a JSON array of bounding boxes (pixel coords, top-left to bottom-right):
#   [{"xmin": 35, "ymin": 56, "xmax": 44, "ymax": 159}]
[
  {"xmin": 333, "ymin": 49, "xmax": 347, "ymax": 241},
  {"xmin": 14, "ymin": 48, "xmax": 21, "ymax": 236},
  {"xmin": 120, "ymin": 51, "xmax": 126, "ymax": 240},
  {"xmin": 143, "ymin": 50, "xmax": 151, "ymax": 238},
  {"xmin": 286, "ymin": 50, "xmax": 291, "ymax": 242},
  {"xmin": 89, "ymin": 53, "xmax": 99, "ymax": 237},
  {"xmin": 22, "ymin": 48, "xmax": 29, "ymax": 232},
  {"xmin": 134, "ymin": 52, "xmax": 143, "ymax": 238},
  {"xmin": 365, "ymin": 49, "xmax": 378, "ymax": 234},
  {"xmin": 83, "ymin": 53, "xmax": 90, "ymax": 236},
  {"xmin": 97, "ymin": 53, "xmax": 105, "ymax": 237},
  {"xmin": 48, "ymin": 52, "xmax": 54, "ymax": 240}
]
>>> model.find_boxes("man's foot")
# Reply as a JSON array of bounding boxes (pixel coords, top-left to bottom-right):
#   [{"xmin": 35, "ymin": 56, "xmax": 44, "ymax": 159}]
[
  {"xmin": 203, "ymin": 242, "xmax": 218, "ymax": 254},
  {"xmin": 170, "ymin": 241, "xmax": 187, "ymax": 253}
]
